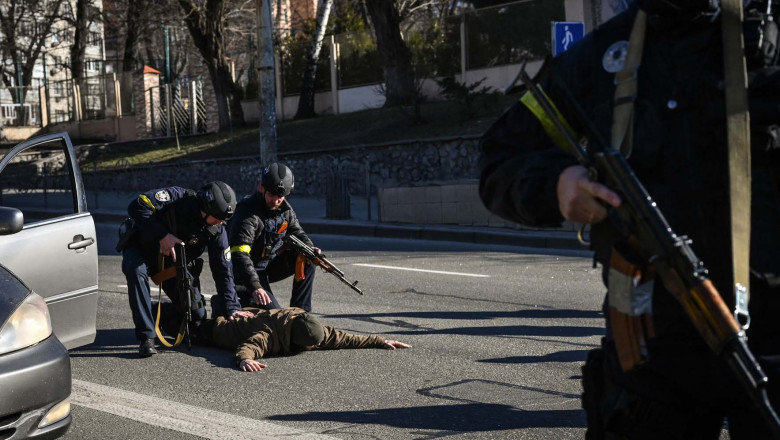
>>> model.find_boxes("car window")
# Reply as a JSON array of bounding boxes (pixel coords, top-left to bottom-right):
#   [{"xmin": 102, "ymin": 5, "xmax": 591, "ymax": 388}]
[{"xmin": 0, "ymin": 138, "xmax": 76, "ymax": 223}]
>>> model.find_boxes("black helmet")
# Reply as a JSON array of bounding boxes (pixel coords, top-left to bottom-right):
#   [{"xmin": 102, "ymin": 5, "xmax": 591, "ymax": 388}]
[
  {"xmin": 198, "ymin": 181, "xmax": 236, "ymax": 220},
  {"xmin": 261, "ymin": 163, "xmax": 294, "ymax": 197}
]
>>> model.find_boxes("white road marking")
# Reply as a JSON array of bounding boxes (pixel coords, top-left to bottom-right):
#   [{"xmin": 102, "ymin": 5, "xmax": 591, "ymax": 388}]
[
  {"xmin": 72, "ymin": 380, "xmax": 339, "ymax": 439},
  {"xmin": 352, "ymin": 263, "xmax": 489, "ymax": 278}
]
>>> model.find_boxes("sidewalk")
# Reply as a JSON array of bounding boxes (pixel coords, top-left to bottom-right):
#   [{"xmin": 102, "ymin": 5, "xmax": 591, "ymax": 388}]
[{"xmin": 74, "ymin": 190, "xmax": 587, "ymax": 251}]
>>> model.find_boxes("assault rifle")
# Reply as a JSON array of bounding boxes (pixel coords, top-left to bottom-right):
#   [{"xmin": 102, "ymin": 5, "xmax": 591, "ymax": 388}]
[
  {"xmin": 174, "ymin": 243, "xmax": 194, "ymax": 350},
  {"xmin": 518, "ymin": 68, "xmax": 780, "ymax": 437},
  {"xmin": 284, "ymin": 235, "xmax": 364, "ymax": 296}
]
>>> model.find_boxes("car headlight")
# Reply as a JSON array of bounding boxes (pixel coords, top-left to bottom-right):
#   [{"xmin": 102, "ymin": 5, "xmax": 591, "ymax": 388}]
[{"xmin": 0, "ymin": 293, "xmax": 53, "ymax": 355}]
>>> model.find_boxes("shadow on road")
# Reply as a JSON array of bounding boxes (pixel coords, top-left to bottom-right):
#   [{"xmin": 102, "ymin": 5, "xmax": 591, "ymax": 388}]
[
  {"xmin": 478, "ymin": 349, "xmax": 592, "ymax": 364},
  {"xmin": 387, "ymin": 324, "xmax": 603, "ymax": 338},
  {"xmin": 68, "ymin": 328, "xmax": 234, "ymax": 369},
  {"xmin": 269, "ymin": 402, "xmax": 584, "ymax": 434},
  {"xmin": 326, "ymin": 309, "xmax": 602, "ymax": 322},
  {"xmin": 69, "ymin": 328, "xmax": 139, "ymax": 359}
]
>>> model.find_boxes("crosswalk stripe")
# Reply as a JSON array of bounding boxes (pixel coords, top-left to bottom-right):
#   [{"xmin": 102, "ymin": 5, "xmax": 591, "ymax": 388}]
[{"xmin": 72, "ymin": 380, "xmax": 339, "ymax": 439}]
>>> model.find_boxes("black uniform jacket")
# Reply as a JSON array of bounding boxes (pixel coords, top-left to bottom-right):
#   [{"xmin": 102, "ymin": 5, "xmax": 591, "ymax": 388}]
[
  {"xmin": 228, "ymin": 193, "xmax": 313, "ymax": 292},
  {"xmin": 127, "ymin": 186, "xmax": 241, "ymax": 315},
  {"xmin": 479, "ymin": 3, "xmax": 780, "ymax": 347}
]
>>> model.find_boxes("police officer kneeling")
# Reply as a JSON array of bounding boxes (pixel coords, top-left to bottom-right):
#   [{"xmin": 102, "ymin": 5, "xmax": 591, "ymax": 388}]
[
  {"xmin": 226, "ymin": 163, "xmax": 320, "ymax": 312},
  {"xmin": 120, "ymin": 181, "xmax": 253, "ymax": 357}
]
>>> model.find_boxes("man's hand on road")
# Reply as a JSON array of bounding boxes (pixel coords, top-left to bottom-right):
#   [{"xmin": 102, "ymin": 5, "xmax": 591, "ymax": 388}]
[
  {"xmin": 383, "ymin": 340, "xmax": 412, "ymax": 350},
  {"xmin": 239, "ymin": 359, "xmax": 267, "ymax": 372},
  {"xmin": 556, "ymin": 165, "xmax": 621, "ymax": 224},
  {"xmin": 159, "ymin": 233, "xmax": 184, "ymax": 261}
]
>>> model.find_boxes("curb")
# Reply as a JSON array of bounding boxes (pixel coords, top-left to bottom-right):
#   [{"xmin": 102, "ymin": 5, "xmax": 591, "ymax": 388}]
[{"xmin": 51, "ymin": 210, "xmax": 588, "ymax": 252}]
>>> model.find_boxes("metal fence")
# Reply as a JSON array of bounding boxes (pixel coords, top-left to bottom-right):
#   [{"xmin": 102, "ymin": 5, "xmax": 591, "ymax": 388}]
[
  {"xmin": 279, "ymin": 38, "xmax": 332, "ymax": 96},
  {"xmin": 74, "ymin": 72, "xmax": 120, "ymax": 120},
  {"xmin": 46, "ymin": 78, "xmax": 76, "ymax": 124},
  {"xmin": 0, "ymin": 86, "xmax": 41, "ymax": 127},
  {"xmin": 150, "ymin": 79, "xmax": 208, "ymax": 137},
  {"xmin": 277, "ymin": 0, "xmax": 563, "ymax": 96},
  {"xmin": 0, "ymin": 71, "xmax": 135, "ymax": 128},
  {"xmin": 460, "ymin": 0, "xmax": 565, "ymax": 70}
]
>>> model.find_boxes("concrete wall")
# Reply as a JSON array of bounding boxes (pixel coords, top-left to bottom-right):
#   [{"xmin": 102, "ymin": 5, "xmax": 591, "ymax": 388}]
[
  {"xmin": 264, "ymin": 59, "xmax": 544, "ymax": 124},
  {"xmin": 378, "ymin": 181, "xmax": 579, "ymax": 232},
  {"xmin": 79, "ymin": 135, "xmax": 580, "ymax": 232},
  {"xmin": 378, "ymin": 181, "xmax": 509, "ymax": 227}
]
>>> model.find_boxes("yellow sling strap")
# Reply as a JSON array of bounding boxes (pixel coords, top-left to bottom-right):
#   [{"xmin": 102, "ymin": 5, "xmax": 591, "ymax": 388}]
[{"xmin": 153, "ymin": 254, "xmax": 187, "ymax": 347}]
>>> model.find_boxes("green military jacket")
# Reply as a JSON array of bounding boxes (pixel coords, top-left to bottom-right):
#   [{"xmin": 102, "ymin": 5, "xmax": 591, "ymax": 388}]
[{"xmin": 211, "ymin": 307, "xmax": 387, "ymax": 365}]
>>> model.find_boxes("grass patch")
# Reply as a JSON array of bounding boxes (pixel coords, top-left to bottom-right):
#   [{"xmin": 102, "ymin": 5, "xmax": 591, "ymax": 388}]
[{"xmin": 80, "ymin": 93, "xmax": 519, "ymax": 169}]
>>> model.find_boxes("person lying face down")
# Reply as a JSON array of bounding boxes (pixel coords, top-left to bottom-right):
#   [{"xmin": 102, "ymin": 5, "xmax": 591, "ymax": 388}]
[{"xmin": 196, "ymin": 307, "xmax": 411, "ymax": 371}]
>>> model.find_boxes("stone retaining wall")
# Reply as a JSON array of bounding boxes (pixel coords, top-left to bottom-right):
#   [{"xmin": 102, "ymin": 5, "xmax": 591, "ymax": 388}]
[
  {"xmin": 81, "ymin": 135, "xmax": 484, "ymax": 199},
  {"xmin": 79, "ymin": 135, "xmax": 575, "ymax": 232}
]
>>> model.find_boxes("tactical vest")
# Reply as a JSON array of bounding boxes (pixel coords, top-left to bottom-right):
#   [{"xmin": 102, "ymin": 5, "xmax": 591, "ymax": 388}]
[{"xmin": 252, "ymin": 210, "xmax": 287, "ymax": 271}]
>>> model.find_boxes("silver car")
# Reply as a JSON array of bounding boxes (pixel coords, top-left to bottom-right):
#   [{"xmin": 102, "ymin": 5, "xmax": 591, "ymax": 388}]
[{"xmin": 0, "ymin": 133, "xmax": 99, "ymax": 438}]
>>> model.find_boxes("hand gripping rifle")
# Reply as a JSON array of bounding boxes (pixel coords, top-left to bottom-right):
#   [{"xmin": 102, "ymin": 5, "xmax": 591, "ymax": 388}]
[
  {"xmin": 283, "ymin": 235, "xmax": 364, "ymax": 295},
  {"xmin": 518, "ymin": 69, "xmax": 780, "ymax": 437},
  {"xmin": 174, "ymin": 243, "xmax": 195, "ymax": 349}
]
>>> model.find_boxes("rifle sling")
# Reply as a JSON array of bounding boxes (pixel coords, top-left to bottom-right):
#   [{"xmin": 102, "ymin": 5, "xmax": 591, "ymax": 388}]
[
  {"xmin": 606, "ymin": 10, "xmax": 652, "ymax": 373},
  {"xmin": 155, "ymin": 287, "xmax": 187, "ymax": 348},
  {"xmin": 611, "ymin": 9, "xmax": 646, "ymax": 157},
  {"xmin": 721, "ymin": 0, "xmax": 752, "ymax": 328}
]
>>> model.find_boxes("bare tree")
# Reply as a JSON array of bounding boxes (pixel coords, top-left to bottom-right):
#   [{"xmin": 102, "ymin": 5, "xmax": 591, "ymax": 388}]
[
  {"xmin": 0, "ymin": 0, "xmax": 64, "ymax": 103},
  {"xmin": 120, "ymin": 0, "xmax": 142, "ymax": 73},
  {"xmin": 61, "ymin": 0, "xmax": 102, "ymax": 80},
  {"xmin": 103, "ymin": 0, "xmax": 191, "ymax": 77},
  {"xmin": 178, "ymin": 0, "xmax": 244, "ymax": 130},
  {"xmin": 363, "ymin": 0, "xmax": 416, "ymax": 107},
  {"xmin": 294, "ymin": 0, "xmax": 333, "ymax": 119}
]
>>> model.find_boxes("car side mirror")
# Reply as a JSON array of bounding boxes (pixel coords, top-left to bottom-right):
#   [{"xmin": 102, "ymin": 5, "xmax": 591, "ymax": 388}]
[{"xmin": 0, "ymin": 207, "xmax": 23, "ymax": 235}]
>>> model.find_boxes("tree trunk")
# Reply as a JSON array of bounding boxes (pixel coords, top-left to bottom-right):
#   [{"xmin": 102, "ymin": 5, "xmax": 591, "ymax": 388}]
[
  {"xmin": 256, "ymin": 0, "xmax": 277, "ymax": 163},
  {"xmin": 70, "ymin": 0, "xmax": 89, "ymax": 80},
  {"xmin": 178, "ymin": 0, "xmax": 244, "ymax": 131},
  {"xmin": 122, "ymin": 0, "xmax": 142, "ymax": 72},
  {"xmin": 294, "ymin": 0, "xmax": 334, "ymax": 120},
  {"xmin": 363, "ymin": 0, "xmax": 416, "ymax": 107}
]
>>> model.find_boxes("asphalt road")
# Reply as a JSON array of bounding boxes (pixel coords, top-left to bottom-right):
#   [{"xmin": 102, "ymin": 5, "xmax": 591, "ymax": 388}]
[{"xmin": 64, "ymin": 222, "xmax": 606, "ymax": 439}]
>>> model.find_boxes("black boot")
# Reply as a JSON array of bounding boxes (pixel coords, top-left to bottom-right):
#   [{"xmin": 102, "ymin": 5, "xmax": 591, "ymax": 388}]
[{"xmin": 139, "ymin": 338, "xmax": 157, "ymax": 358}]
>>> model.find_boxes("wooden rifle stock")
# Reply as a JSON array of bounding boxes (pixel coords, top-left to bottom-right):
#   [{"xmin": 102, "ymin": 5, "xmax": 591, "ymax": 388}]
[{"xmin": 284, "ymin": 235, "xmax": 364, "ymax": 296}]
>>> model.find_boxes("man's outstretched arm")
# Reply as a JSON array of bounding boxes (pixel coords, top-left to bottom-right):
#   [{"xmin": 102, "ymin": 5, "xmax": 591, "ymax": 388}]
[{"xmin": 318, "ymin": 326, "xmax": 411, "ymax": 350}]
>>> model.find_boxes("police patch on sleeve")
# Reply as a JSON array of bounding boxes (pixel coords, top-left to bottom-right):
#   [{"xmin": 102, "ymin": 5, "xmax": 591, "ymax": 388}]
[
  {"xmin": 602, "ymin": 40, "xmax": 628, "ymax": 73},
  {"xmin": 154, "ymin": 190, "xmax": 171, "ymax": 202},
  {"xmin": 223, "ymin": 247, "xmax": 231, "ymax": 262}
]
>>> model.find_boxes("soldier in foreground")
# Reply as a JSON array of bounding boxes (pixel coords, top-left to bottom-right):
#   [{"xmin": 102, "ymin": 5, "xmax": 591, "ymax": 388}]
[{"xmin": 479, "ymin": 0, "xmax": 780, "ymax": 438}]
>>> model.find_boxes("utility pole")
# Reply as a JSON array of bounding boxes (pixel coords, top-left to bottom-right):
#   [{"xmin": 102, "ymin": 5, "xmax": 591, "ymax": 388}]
[
  {"xmin": 164, "ymin": 26, "xmax": 171, "ymax": 84},
  {"xmin": 256, "ymin": 0, "xmax": 278, "ymax": 164}
]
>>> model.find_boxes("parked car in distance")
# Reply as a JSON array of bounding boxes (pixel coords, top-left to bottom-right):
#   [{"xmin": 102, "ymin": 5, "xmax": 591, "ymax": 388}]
[{"xmin": 0, "ymin": 133, "xmax": 99, "ymax": 439}]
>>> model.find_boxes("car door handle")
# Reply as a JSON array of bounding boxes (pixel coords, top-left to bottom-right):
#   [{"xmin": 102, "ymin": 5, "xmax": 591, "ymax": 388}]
[{"xmin": 69, "ymin": 235, "xmax": 95, "ymax": 250}]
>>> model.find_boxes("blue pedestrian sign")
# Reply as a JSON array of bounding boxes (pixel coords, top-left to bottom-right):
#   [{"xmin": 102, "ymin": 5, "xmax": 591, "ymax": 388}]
[{"xmin": 552, "ymin": 22, "xmax": 585, "ymax": 56}]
